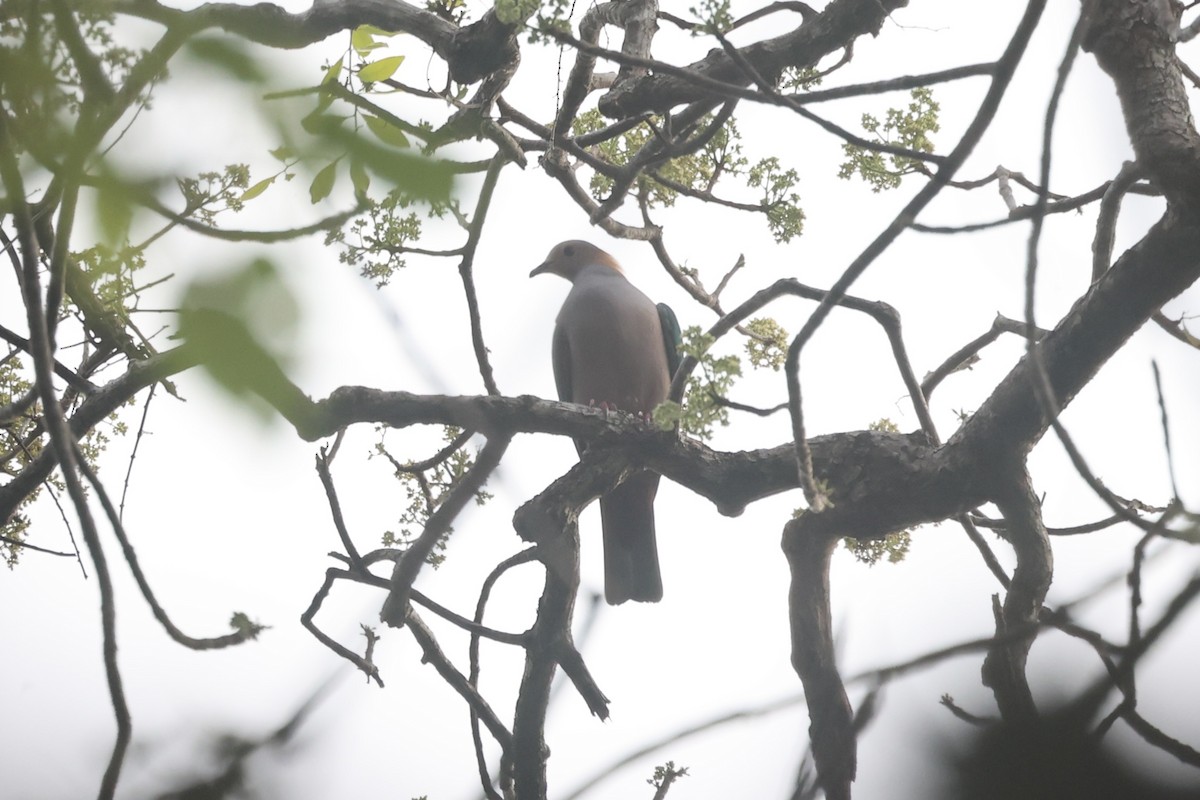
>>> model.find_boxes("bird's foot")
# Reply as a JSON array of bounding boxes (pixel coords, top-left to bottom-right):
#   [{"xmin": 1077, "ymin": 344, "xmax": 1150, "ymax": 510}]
[{"xmin": 589, "ymin": 399, "xmax": 615, "ymax": 419}]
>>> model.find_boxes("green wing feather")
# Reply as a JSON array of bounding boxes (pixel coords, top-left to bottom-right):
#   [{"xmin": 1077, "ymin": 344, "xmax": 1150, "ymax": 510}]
[{"xmin": 656, "ymin": 303, "xmax": 683, "ymax": 380}]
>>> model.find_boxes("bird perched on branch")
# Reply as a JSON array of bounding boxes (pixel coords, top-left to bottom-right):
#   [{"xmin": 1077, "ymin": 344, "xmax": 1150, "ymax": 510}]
[{"xmin": 531, "ymin": 240, "xmax": 682, "ymax": 604}]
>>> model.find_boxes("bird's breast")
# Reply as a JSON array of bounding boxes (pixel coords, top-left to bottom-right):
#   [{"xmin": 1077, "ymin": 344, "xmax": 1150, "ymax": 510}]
[{"xmin": 557, "ymin": 280, "xmax": 669, "ymax": 413}]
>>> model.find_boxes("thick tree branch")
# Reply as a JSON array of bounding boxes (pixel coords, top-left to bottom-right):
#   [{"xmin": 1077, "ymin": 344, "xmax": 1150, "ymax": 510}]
[
  {"xmin": 948, "ymin": 214, "xmax": 1200, "ymax": 462},
  {"xmin": 595, "ymin": 0, "xmax": 909, "ymax": 117},
  {"xmin": 112, "ymin": 0, "xmax": 519, "ymax": 85},
  {"xmin": 782, "ymin": 518, "xmax": 853, "ymax": 800},
  {"xmin": 980, "ymin": 467, "xmax": 1052, "ymax": 725},
  {"xmin": 1084, "ymin": 1, "xmax": 1200, "ymax": 205},
  {"xmin": 786, "ymin": 0, "xmax": 1048, "ymax": 510}
]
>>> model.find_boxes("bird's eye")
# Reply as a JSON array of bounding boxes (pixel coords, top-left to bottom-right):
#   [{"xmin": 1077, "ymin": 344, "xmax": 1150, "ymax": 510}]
[{"xmin": 563, "ymin": 245, "xmax": 575, "ymax": 257}]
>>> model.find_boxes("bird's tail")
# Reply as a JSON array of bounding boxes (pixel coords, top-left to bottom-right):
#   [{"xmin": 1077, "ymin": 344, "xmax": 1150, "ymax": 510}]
[{"xmin": 599, "ymin": 472, "xmax": 663, "ymax": 604}]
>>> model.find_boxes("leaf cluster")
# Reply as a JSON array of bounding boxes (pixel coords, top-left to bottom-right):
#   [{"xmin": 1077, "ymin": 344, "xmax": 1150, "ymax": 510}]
[
  {"xmin": 744, "ymin": 317, "xmax": 789, "ymax": 370},
  {"xmin": 327, "ymin": 191, "xmax": 431, "ymax": 286},
  {"xmin": 525, "ymin": 0, "xmax": 574, "ymax": 43},
  {"xmin": 1, "ymin": 359, "xmax": 127, "ymax": 565},
  {"xmin": 0, "ymin": 10, "xmax": 143, "ymax": 156},
  {"xmin": 842, "ymin": 532, "xmax": 912, "ymax": 566},
  {"xmin": 376, "ymin": 427, "xmax": 492, "ymax": 568},
  {"xmin": 573, "ymin": 112, "xmax": 803, "ymax": 241},
  {"xmin": 839, "ymin": 87, "xmax": 940, "ymax": 192},
  {"xmin": 0, "ymin": 360, "xmax": 39, "ymax": 564},
  {"xmin": 779, "ymin": 66, "xmax": 823, "ymax": 92},
  {"xmin": 654, "ymin": 326, "xmax": 742, "ymax": 439},
  {"xmin": 747, "ymin": 157, "xmax": 804, "ymax": 242},
  {"xmin": 688, "ymin": 0, "xmax": 734, "ymax": 35}
]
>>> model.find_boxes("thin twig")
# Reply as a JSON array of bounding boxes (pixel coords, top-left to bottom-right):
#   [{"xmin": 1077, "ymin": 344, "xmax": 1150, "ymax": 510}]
[
  {"xmin": 118, "ymin": 383, "xmax": 155, "ymax": 523},
  {"xmin": 959, "ymin": 513, "xmax": 1011, "ymax": 589},
  {"xmin": 407, "ymin": 607, "xmax": 515, "ymax": 751},
  {"xmin": 0, "ymin": 534, "xmax": 76, "ymax": 558},
  {"xmin": 458, "ymin": 154, "xmax": 507, "ymax": 396},
  {"xmin": 316, "ymin": 446, "xmax": 366, "ymax": 574},
  {"xmin": 301, "ymin": 567, "xmax": 385, "ymax": 686},
  {"xmin": 77, "ymin": 445, "xmax": 266, "ymax": 651},
  {"xmin": 470, "ymin": 549, "xmax": 539, "ymax": 800}
]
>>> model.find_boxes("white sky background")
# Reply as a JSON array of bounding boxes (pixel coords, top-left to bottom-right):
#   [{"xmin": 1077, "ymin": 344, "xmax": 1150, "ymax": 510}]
[{"xmin": 3, "ymin": 2, "xmax": 1200, "ymax": 799}]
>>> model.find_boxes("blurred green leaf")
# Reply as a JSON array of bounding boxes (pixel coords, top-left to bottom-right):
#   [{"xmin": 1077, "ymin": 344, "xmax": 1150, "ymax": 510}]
[
  {"xmin": 308, "ymin": 61, "xmax": 343, "ymax": 116},
  {"xmin": 177, "ymin": 259, "xmax": 301, "ymax": 421},
  {"xmin": 350, "ymin": 159, "xmax": 370, "ymax": 197},
  {"xmin": 495, "ymin": 0, "xmax": 539, "ymax": 24},
  {"xmin": 309, "ymin": 160, "xmax": 339, "ymax": 203},
  {"xmin": 301, "ymin": 110, "xmax": 345, "ymax": 135},
  {"xmin": 184, "ymin": 36, "xmax": 266, "ymax": 83},
  {"xmin": 94, "ymin": 173, "xmax": 134, "ymax": 246},
  {"xmin": 359, "ymin": 55, "xmax": 405, "ymax": 82},
  {"xmin": 363, "ymin": 114, "xmax": 410, "ymax": 148},
  {"xmin": 330, "ymin": 129, "xmax": 453, "ymax": 203}
]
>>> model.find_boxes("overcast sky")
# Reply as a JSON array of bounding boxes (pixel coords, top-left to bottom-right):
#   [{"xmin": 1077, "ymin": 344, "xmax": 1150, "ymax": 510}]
[{"xmin": 3, "ymin": 2, "xmax": 1199, "ymax": 799}]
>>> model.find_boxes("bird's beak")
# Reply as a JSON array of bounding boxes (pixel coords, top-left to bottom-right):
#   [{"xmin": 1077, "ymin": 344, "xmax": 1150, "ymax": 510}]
[{"xmin": 529, "ymin": 261, "xmax": 551, "ymax": 278}]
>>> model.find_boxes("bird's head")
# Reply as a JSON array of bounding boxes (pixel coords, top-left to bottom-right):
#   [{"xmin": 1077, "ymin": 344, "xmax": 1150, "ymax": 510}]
[{"xmin": 530, "ymin": 240, "xmax": 623, "ymax": 281}]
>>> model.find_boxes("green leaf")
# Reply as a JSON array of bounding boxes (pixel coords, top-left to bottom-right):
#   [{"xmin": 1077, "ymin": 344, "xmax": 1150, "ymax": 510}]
[
  {"xmin": 350, "ymin": 159, "xmax": 370, "ymax": 197},
  {"xmin": 352, "ymin": 27, "xmax": 379, "ymax": 55},
  {"xmin": 185, "ymin": 36, "xmax": 266, "ymax": 83},
  {"xmin": 312, "ymin": 62, "xmax": 342, "ymax": 114},
  {"xmin": 240, "ymin": 176, "xmax": 275, "ymax": 202},
  {"xmin": 359, "ymin": 55, "xmax": 405, "ymax": 83},
  {"xmin": 269, "ymin": 145, "xmax": 295, "ymax": 162},
  {"xmin": 94, "ymin": 177, "xmax": 133, "ymax": 246},
  {"xmin": 177, "ymin": 259, "xmax": 301, "ymax": 422},
  {"xmin": 330, "ymin": 128, "xmax": 454, "ymax": 203},
  {"xmin": 301, "ymin": 110, "xmax": 345, "ymax": 135},
  {"xmin": 352, "ymin": 25, "xmax": 399, "ymax": 55},
  {"xmin": 322, "ymin": 59, "xmax": 344, "ymax": 85},
  {"xmin": 363, "ymin": 114, "xmax": 410, "ymax": 148},
  {"xmin": 309, "ymin": 160, "xmax": 339, "ymax": 203}
]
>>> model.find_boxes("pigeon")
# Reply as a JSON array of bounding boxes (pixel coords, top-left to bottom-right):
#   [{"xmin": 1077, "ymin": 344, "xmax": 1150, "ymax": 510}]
[{"xmin": 531, "ymin": 240, "xmax": 681, "ymax": 604}]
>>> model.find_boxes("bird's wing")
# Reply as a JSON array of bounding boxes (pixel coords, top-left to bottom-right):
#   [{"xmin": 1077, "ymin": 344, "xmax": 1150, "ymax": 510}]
[{"xmin": 657, "ymin": 302, "xmax": 683, "ymax": 381}]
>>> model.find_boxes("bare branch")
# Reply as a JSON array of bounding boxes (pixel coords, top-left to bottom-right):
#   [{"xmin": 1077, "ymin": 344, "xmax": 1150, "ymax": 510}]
[
  {"xmin": 78, "ymin": 448, "xmax": 267, "ymax": 651},
  {"xmin": 406, "ymin": 607, "xmax": 515, "ymax": 751},
  {"xmin": 787, "ymin": 0, "xmax": 1048, "ymax": 511},
  {"xmin": 0, "ymin": 107, "xmax": 131, "ymax": 800},
  {"xmin": 922, "ymin": 314, "xmax": 1046, "ymax": 400},
  {"xmin": 380, "ymin": 433, "xmax": 511, "ymax": 627},
  {"xmin": 458, "ymin": 154, "xmax": 507, "ymax": 396}
]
